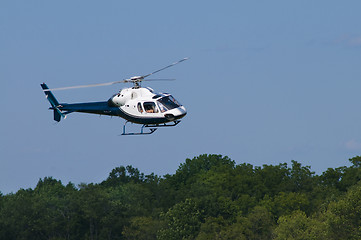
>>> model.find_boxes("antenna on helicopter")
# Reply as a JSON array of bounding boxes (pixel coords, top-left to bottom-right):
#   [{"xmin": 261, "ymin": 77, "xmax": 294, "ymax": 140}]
[{"xmin": 43, "ymin": 57, "xmax": 189, "ymax": 91}]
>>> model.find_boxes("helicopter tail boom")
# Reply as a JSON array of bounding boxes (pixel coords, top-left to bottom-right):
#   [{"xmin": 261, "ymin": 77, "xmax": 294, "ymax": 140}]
[{"xmin": 41, "ymin": 83, "xmax": 65, "ymax": 122}]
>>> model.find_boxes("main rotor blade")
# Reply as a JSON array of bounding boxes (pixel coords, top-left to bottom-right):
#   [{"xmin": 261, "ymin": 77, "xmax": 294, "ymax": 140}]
[
  {"xmin": 43, "ymin": 80, "xmax": 127, "ymax": 91},
  {"xmin": 43, "ymin": 58, "xmax": 188, "ymax": 91},
  {"xmin": 142, "ymin": 57, "xmax": 189, "ymax": 78},
  {"xmin": 143, "ymin": 78, "xmax": 176, "ymax": 81}
]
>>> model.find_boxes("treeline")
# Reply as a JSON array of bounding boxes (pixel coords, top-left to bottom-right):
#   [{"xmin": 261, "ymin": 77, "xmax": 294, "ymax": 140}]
[{"xmin": 1, "ymin": 154, "xmax": 361, "ymax": 239}]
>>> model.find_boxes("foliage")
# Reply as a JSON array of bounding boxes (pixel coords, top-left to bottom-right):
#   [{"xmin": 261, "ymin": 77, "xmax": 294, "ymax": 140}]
[
  {"xmin": 1, "ymin": 154, "xmax": 361, "ymax": 239},
  {"xmin": 274, "ymin": 210, "xmax": 327, "ymax": 240}
]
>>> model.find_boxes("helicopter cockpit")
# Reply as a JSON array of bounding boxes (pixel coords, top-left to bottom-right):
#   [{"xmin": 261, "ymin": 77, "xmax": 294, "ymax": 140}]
[
  {"xmin": 138, "ymin": 95, "xmax": 182, "ymax": 114},
  {"xmin": 156, "ymin": 95, "xmax": 182, "ymax": 113}
]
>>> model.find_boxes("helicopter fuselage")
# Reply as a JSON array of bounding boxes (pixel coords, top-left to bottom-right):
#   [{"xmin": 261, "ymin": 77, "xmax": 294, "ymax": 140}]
[
  {"xmin": 42, "ymin": 83, "xmax": 187, "ymax": 126},
  {"xmin": 107, "ymin": 87, "xmax": 187, "ymax": 124}
]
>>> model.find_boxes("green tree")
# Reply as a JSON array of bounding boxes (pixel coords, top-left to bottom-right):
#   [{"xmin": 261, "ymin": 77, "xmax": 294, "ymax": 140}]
[
  {"xmin": 197, "ymin": 215, "xmax": 250, "ymax": 240},
  {"xmin": 102, "ymin": 165, "xmax": 145, "ymax": 187},
  {"xmin": 158, "ymin": 198, "xmax": 204, "ymax": 240},
  {"xmin": 196, "ymin": 216, "xmax": 229, "ymax": 240},
  {"xmin": 254, "ymin": 163, "xmax": 291, "ymax": 197},
  {"xmin": 172, "ymin": 154, "xmax": 235, "ymax": 187},
  {"xmin": 289, "ymin": 160, "xmax": 314, "ymax": 193},
  {"xmin": 349, "ymin": 156, "xmax": 361, "ymax": 168},
  {"xmin": 323, "ymin": 183, "xmax": 361, "ymax": 239},
  {"xmin": 338, "ymin": 157, "xmax": 361, "ymax": 190},
  {"xmin": 0, "ymin": 188, "xmax": 35, "ymax": 239},
  {"xmin": 261, "ymin": 192, "xmax": 310, "ymax": 218},
  {"xmin": 32, "ymin": 177, "xmax": 81, "ymax": 239},
  {"xmin": 319, "ymin": 167, "xmax": 344, "ymax": 192},
  {"xmin": 197, "ymin": 212, "xmax": 270, "ymax": 240},
  {"xmin": 274, "ymin": 210, "xmax": 327, "ymax": 240},
  {"xmin": 247, "ymin": 206, "xmax": 274, "ymax": 240},
  {"xmin": 159, "ymin": 154, "xmax": 236, "ymax": 208},
  {"xmin": 122, "ymin": 216, "xmax": 163, "ymax": 240},
  {"xmin": 77, "ymin": 183, "xmax": 112, "ymax": 240}
]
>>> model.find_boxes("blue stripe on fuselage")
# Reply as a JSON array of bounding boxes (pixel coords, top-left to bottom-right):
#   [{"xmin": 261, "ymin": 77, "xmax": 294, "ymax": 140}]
[{"xmin": 58, "ymin": 101, "xmax": 169, "ymax": 124}]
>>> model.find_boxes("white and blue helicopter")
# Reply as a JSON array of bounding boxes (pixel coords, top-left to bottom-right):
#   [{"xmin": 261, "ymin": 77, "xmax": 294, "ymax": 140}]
[{"xmin": 41, "ymin": 58, "xmax": 188, "ymax": 135}]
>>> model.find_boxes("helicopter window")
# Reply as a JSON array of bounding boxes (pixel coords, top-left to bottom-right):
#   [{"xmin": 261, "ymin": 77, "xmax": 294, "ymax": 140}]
[
  {"xmin": 137, "ymin": 102, "xmax": 143, "ymax": 113},
  {"xmin": 143, "ymin": 102, "xmax": 158, "ymax": 113},
  {"xmin": 152, "ymin": 95, "xmax": 162, "ymax": 99},
  {"xmin": 169, "ymin": 95, "xmax": 181, "ymax": 106},
  {"xmin": 157, "ymin": 102, "xmax": 167, "ymax": 113},
  {"xmin": 157, "ymin": 96, "xmax": 181, "ymax": 111}
]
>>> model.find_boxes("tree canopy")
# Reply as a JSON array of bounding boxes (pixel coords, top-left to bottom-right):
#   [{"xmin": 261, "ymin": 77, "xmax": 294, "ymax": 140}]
[{"xmin": 1, "ymin": 154, "xmax": 361, "ymax": 239}]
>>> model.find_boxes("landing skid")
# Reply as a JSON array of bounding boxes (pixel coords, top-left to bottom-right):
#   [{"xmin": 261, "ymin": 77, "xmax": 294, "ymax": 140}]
[
  {"xmin": 144, "ymin": 120, "xmax": 180, "ymax": 128},
  {"xmin": 121, "ymin": 121, "xmax": 181, "ymax": 136}
]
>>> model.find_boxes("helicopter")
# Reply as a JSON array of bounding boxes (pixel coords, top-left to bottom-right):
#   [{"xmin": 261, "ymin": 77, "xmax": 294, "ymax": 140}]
[{"xmin": 41, "ymin": 58, "xmax": 188, "ymax": 135}]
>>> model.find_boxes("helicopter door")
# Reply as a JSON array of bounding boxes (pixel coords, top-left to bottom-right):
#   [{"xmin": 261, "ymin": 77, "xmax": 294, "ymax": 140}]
[{"xmin": 143, "ymin": 102, "xmax": 159, "ymax": 113}]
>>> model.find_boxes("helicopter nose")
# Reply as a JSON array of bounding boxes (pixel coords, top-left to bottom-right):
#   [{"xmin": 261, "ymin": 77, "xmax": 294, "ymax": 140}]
[
  {"xmin": 180, "ymin": 106, "xmax": 187, "ymax": 117},
  {"xmin": 176, "ymin": 106, "xmax": 187, "ymax": 117},
  {"xmin": 177, "ymin": 110, "xmax": 187, "ymax": 119},
  {"xmin": 165, "ymin": 106, "xmax": 187, "ymax": 121}
]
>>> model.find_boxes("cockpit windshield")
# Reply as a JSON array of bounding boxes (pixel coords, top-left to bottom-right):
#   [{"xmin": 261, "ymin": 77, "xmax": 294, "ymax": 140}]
[{"xmin": 157, "ymin": 96, "xmax": 182, "ymax": 112}]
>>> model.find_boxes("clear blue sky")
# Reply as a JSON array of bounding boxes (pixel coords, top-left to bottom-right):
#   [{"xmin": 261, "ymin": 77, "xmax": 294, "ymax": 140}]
[{"xmin": 2, "ymin": 1, "xmax": 361, "ymax": 194}]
